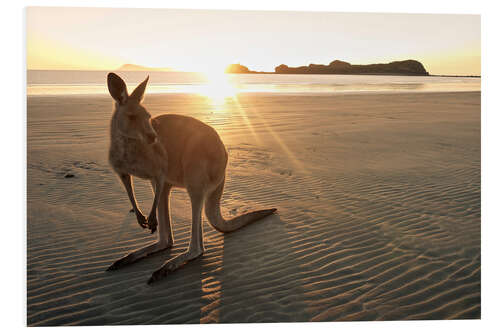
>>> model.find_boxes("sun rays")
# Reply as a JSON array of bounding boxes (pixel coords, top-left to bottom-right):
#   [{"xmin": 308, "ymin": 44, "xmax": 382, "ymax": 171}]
[
  {"xmin": 188, "ymin": 69, "xmax": 308, "ymax": 175},
  {"xmin": 195, "ymin": 71, "xmax": 307, "ymax": 174}
]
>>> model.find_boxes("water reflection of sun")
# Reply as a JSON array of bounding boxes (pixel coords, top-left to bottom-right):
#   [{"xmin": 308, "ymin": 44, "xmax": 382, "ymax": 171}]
[{"xmin": 198, "ymin": 71, "xmax": 237, "ymax": 107}]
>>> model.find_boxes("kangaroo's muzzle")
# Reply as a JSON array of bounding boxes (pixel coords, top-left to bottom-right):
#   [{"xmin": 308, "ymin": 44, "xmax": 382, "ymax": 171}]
[{"xmin": 146, "ymin": 133, "xmax": 157, "ymax": 144}]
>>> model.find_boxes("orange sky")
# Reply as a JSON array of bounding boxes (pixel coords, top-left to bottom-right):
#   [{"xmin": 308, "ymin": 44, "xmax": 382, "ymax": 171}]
[{"xmin": 26, "ymin": 7, "xmax": 481, "ymax": 75}]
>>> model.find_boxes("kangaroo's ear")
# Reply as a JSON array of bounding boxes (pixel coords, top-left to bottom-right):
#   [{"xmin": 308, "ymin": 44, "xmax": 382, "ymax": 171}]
[
  {"xmin": 107, "ymin": 73, "xmax": 128, "ymax": 105},
  {"xmin": 129, "ymin": 75, "xmax": 149, "ymax": 103}
]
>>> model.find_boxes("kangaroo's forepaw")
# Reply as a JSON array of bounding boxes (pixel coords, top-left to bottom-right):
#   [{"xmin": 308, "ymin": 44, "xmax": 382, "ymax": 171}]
[
  {"xmin": 147, "ymin": 215, "xmax": 158, "ymax": 234},
  {"xmin": 136, "ymin": 213, "xmax": 148, "ymax": 229}
]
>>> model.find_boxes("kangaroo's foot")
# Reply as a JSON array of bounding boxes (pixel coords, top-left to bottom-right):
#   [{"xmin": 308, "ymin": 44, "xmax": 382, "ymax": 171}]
[
  {"xmin": 147, "ymin": 213, "xmax": 158, "ymax": 234},
  {"xmin": 107, "ymin": 241, "xmax": 172, "ymax": 271},
  {"xmin": 147, "ymin": 248, "xmax": 204, "ymax": 284}
]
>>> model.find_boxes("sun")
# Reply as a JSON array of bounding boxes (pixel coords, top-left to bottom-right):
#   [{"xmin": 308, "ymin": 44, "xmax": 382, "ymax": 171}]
[{"xmin": 197, "ymin": 69, "xmax": 238, "ymax": 106}]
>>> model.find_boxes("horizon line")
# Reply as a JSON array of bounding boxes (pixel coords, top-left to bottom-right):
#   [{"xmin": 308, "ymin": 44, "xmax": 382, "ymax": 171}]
[{"xmin": 25, "ymin": 68, "xmax": 482, "ymax": 77}]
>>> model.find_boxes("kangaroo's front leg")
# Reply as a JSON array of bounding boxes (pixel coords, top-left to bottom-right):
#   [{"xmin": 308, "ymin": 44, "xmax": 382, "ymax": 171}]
[
  {"xmin": 119, "ymin": 173, "xmax": 147, "ymax": 229},
  {"xmin": 146, "ymin": 178, "xmax": 164, "ymax": 234},
  {"xmin": 147, "ymin": 189, "xmax": 205, "ymax": 284}
]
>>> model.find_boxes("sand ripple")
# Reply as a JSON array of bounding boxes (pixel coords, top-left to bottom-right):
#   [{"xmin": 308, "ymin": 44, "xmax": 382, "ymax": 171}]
[{"xmin": 27, "ymin": 92, "xmax": 480, "ymax": 325}]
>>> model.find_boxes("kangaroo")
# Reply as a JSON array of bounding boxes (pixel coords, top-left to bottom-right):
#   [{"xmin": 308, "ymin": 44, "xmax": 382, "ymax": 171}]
[{"xmin": 106, "ymin": 73, "xmax": 277, "ymax": 284}]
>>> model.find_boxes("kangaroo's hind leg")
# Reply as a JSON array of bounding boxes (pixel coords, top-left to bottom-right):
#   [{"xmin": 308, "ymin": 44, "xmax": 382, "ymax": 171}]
[
  {"xmin": 157, "ymin": 182, "xmax": 174, "ymax": 247},
  {"xmin": 147, "ymin": 185, "xmax": 206, "ymax": 284},
  {"xmin": 107, "ymin": 183, "xmax": 174, "ymax": 271},
  {"xmin": 146, "ymin": 178, "xmax": 165, "ymax": 234}
]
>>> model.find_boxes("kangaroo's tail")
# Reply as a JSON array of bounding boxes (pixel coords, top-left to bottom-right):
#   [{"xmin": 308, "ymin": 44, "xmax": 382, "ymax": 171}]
[{"xmin": 204, "ymin": 178, "xmax": 277, "ymax": 233}]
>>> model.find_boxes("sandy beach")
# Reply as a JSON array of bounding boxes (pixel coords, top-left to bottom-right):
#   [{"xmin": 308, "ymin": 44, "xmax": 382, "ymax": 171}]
[{"xmin": 27, "ymin": 91, "xmax": 480, "ymax": 325}]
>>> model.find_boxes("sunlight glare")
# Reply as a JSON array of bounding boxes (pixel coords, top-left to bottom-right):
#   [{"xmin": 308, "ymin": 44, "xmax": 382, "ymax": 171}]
[{"xmin": 198, "ymin": 71, "xmax": 238, "ymax": 107}]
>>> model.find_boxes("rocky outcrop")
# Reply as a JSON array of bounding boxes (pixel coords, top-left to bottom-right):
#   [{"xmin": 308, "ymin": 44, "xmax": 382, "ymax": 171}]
[
  {"xmin": 225, "ymin": 64, "xmax": 252, "ymax": 73},
  {"xmin": 275, "ymin": 59, "xmax": 429, "ymax": 75}
]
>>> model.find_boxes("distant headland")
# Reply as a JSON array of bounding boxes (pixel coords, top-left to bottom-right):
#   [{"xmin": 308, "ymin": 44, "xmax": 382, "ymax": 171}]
[
  {"xmin": 225, "ymin": 59, "xmax": 430, "ymax": 76},
  {"xmin": 111, "ymin": 61, "xmax": 479, "ymax": 77}
]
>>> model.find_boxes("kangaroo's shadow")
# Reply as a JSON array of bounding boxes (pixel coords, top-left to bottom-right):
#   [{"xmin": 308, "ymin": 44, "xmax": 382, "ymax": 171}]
[
  {"xmin": 103, "ymin": 207, "xmax": 304, "ymax": 324},
  {"xmin": 214, "ymin": 212, "xmax": 308, "ymax": 323}
]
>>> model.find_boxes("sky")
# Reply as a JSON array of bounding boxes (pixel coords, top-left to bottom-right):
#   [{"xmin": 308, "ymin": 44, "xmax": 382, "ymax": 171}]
[{"xmin": 26, "ymin": 7, "xmax": 481, "ymax": 75}]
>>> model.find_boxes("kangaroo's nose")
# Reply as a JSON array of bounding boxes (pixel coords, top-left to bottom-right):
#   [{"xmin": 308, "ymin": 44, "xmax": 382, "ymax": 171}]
[{"xmin": 146, "ymin": 133, "xmax": 157, "ymax": 144}]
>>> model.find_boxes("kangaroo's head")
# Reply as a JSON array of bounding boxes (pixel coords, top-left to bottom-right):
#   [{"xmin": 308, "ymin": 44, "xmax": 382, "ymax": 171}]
[{"xmin": 107, "ymin": 72, "xmax": 158, "ymax": 144}]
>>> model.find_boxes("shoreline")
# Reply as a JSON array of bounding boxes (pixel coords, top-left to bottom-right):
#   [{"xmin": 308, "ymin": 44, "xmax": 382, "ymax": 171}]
[{"xmin": 28, "ymin": 69, "xmax": 481, "ymax": 78}]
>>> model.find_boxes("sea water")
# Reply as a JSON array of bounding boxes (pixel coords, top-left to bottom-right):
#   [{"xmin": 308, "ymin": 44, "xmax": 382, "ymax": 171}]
[{"xmin": 27, "ymin": 70, "xmax": 480, "ymax": 96}]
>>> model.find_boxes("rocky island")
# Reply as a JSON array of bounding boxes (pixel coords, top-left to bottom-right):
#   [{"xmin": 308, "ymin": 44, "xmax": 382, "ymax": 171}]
[{"xmin": 226, "ymin": 59, "xmax": 429, "ymax": 76}]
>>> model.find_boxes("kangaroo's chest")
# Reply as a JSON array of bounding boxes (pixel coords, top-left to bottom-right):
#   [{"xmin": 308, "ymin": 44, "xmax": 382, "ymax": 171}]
[{"xmin": 109, "ymin": 140, "xmax": 159, "ymax": 180}]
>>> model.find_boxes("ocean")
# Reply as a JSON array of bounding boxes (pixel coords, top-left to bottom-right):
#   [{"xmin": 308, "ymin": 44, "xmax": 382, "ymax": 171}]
[{"xmin": 27, "ymin": 70, "xmax": 481, "ymax": 96}]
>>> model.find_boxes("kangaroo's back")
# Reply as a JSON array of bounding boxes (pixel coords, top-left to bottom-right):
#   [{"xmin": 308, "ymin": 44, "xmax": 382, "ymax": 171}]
[{"xmin": 152, "ymin": 114, "xmax": 228, "ymax": 189}]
